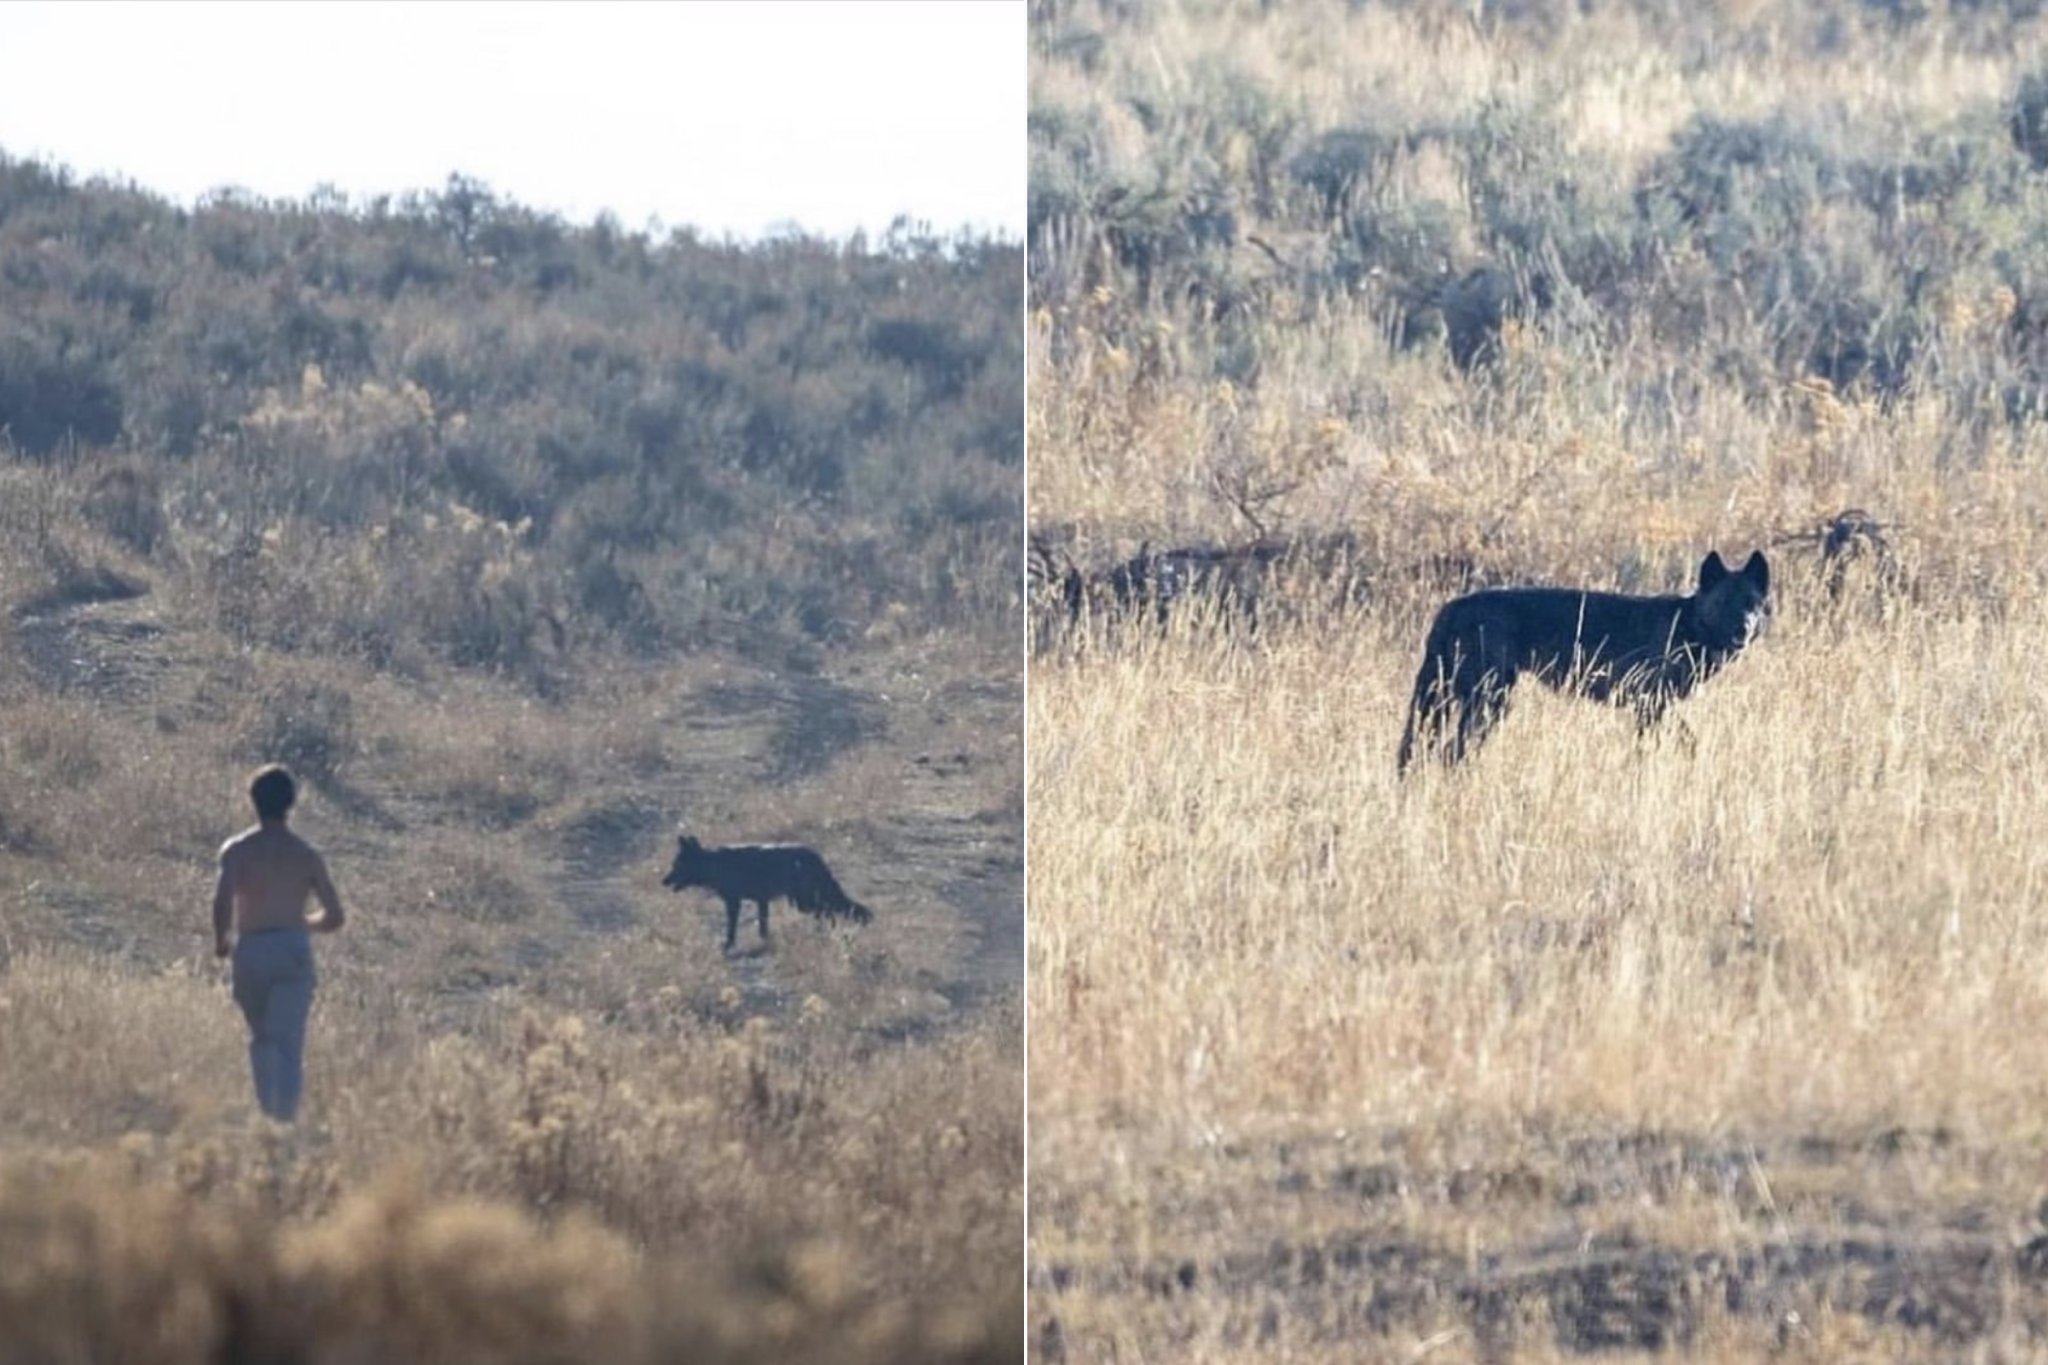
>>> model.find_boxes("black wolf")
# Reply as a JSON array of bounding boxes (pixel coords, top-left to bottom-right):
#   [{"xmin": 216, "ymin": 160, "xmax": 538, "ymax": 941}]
[
  {"xmin": 661, "ymin": 832, "xmax": 874, "ymax": 951},
  {"xmin": 1397, "ymin": 550, "xmax": 1770, "ymax": 771}
]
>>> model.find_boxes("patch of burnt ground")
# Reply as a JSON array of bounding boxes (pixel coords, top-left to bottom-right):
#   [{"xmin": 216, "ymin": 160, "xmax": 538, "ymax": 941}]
[{"xmin": 1032, "ymin": 1129, "xmax": 2048, "ymax": 1359}]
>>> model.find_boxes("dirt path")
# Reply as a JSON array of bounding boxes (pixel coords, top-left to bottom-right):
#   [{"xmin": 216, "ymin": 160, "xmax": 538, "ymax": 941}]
[
  {"xmin": 590, "ymin": 668, "xmax": 1021, "ymax": 1030},
  {"xmin": 673, "ymin": 666, "xmax": 1021, "ymax": 1020},
  {"xmin": 13, "ymin": 586, "xmax": 169, "ymax": 704},
  {"xmin": 5, "ymin": 594, "xmax": 1019, "ymax": 1038}
]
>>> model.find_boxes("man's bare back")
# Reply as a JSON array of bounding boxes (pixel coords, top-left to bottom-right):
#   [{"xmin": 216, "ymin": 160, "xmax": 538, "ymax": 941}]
[
  {"xmin": 215, "ymin": 765, "xmax": 344, "ymax": 1123},
  {"xmin": 213, "ymin": 823, "xmax": 345, "ymax": 953}
]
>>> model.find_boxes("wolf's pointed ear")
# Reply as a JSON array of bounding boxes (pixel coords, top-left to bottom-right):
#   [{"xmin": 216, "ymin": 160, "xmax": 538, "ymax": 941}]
[
  {"xmin": 677, "ymin": 831, "xmax": 699, "ymax": 850},
  {"xmin": 1742, "ymin": 550, "xmax": 1769, "ymax": 595},
  {"xmin": 1698, "ymin": 551, "xmax": 1730, "ymax": 592}
]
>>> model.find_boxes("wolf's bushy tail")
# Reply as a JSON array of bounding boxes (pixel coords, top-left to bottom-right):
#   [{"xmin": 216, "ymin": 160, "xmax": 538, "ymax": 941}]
[{"xmin": 793, "ymin": 853, "xmax": 874, "ymax": 924}]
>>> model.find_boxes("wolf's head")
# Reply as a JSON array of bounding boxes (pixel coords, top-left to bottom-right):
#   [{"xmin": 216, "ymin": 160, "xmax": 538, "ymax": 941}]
[
  {"xmin": 1691, "ymin": 550, "xmax": 1771, "ymax": 658},
  {"xmin": 662, "ymin": 832, "xmax": 707, "ymax": 891}
]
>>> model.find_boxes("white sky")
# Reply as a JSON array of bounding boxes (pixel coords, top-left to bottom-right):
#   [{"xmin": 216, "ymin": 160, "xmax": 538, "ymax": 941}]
[{"xmin": 0, "ymin": 0, "xmax": 1022, "ymax": 241}]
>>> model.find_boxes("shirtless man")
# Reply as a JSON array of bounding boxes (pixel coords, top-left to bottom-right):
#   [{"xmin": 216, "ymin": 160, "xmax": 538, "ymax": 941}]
[{"xmin": 212, "ymin": 765, "xmax": 346, "ymax": 1123}]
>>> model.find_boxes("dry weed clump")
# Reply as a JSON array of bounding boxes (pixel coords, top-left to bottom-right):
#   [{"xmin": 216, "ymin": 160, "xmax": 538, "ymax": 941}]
[
  {"xmin": 0, "ymin": 946, "xmax": 1020, "ymax": 1360},
  {"xmin": 281, "ymin": 1167, "xmax": 645, "ymax": 1365},
  {"xmin": 0, "ymin": 1157, "xmax": 1019, "ymax": 1365},
  {"xmin": 0, "ymin": 1157, "xmax": 263, "ymax": 1365}
]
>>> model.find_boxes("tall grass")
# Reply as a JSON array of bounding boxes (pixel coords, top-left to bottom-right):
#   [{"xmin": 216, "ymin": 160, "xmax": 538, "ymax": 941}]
[
  {"xmin": 0, "ymin": 427, "xmax": 1022, "ymax": 1361},
  {"xmin": 1031, "ymin": 589, "xmax": 2048, "ymax": 1138},
  {"xmin": 1030, "ymin": 0, "xmax": 2048, "ymax": 1356},
  {"xmin": 0, "ymin": 947, "xmax": 1021, "ymax": 1363}
]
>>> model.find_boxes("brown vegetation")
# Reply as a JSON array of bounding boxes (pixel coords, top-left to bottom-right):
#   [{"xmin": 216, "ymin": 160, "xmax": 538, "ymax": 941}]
[
  {"xmin": 0, "ymin": 962, "xmax": 1019, "ymax": 1364},
  {"xmin": 1030, "ymin": 0, "xmax": 2048, "ymax": 1358},
  {"xmin": 0, "ymin": 166, "xmax": 1021, "ymax": 1357}
]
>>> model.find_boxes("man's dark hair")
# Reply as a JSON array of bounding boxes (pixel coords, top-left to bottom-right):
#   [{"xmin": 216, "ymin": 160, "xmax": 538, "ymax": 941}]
[{"xmin": 249, "ymin": 765, "xmax": 296, "ymax": 821}]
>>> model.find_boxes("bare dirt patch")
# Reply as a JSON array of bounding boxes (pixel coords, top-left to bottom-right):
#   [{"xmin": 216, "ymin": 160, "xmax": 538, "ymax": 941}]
[{"xmin": 1032, "ymin": 1127, "xmax": 2048, "ymax": 1361}]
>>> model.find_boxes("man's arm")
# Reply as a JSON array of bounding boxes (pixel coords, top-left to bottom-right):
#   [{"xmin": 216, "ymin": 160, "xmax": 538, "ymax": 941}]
[
  {"xmin": 211, "ymin": 850, "xmax": 235, "ymax": 958},
  {"xmin": 308, "ymin": 853, "xmax": 346, "ymax": 933}
]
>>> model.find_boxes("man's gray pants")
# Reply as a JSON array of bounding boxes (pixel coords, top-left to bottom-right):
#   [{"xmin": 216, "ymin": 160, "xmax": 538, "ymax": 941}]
[{"xmin": 231, "ymin": 927, "xmax": 315, "ymax": 1122}]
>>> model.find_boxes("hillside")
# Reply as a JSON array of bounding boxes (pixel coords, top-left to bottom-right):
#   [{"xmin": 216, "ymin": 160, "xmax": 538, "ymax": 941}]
[{"xmin": 0, "ymin": 160, "xmax": 1023, "ymax": 1362}]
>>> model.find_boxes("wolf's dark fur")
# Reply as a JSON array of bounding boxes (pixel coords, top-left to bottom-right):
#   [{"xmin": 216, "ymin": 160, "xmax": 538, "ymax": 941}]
[
  {"xmin": 661, "ymin": 832, "xmax": 874, "ymax": 950},
  {"xmin": 1398, "ymin": 550, "xmax": 1771, "ymax": 771}
]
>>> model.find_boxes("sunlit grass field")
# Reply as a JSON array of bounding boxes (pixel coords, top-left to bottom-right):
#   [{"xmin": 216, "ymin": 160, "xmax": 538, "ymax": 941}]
[
  {"xmin": 2, "ymin": 959, "xmax": 1020, "ymax": 1365},
  {"xmin": 1028, "ymin": 0, "xmax": 2048, "ymax": 1354},
  {"xmin": 1029, "ymin": 492, "xmax": 2048, "ymax": 1362},
  {"xmin": 0, "ymin": 140, "xmax": 1025, "ymax": 1361},
  {"xmin": 0, "ymin": 472, "xmax": 1022, "ymax": 1364}
]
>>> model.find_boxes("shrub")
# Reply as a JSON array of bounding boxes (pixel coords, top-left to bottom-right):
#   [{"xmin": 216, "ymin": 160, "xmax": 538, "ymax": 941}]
[{"xmin": 243, "ymin": 678, "xmax": 355, "ymax": 788}]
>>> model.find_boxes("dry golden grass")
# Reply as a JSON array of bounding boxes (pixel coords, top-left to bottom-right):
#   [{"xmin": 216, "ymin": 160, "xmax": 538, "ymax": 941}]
[
  {"xmin": 1, "ymin": 946, "xmax": 1020, "ymax": 1265},
  {"xmin": 0, "ymin": 501, "xmax": 1021, "ymax": 1361},
  {"xmin": 1029, "ymin": 5, "xmax": 2048, "ymax": 1356},
  {"xmin": 0, "ymin": 1148, "xmax": 1018, "ymax": 1365},
  {"xmin": 0, "ymin": 149, "xmax": 1024, "ymax": 1359},
  {"xmin": 1029, "ymin": 562, "xmax": 2048, "ymax": 1359},
  {"xmin": 1033, "ymin": 593, "xmax": 2048, "ymax": 1134}
]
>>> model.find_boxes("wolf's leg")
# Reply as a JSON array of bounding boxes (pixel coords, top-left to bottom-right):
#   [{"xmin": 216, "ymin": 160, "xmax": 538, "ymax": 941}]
[
  {"xmin": 1451, "ymin": 671, "xmax": 1513, "ymax": 764},
  {"xmin": 1396, "ymin": 685, "xmax": 1430, "ymax": 773},
  {"xmin": 722, "ymin": 896, "xmax": 741, "ymax": 952},
  {"xmin": 1399, "ymin": 692, "xmax": 1445, "ymax": 772},
  {"xmin": 1400, "ymin": 651, "xmax": 1462, "ymax": 772},
  {"xmin": 758, "ymin": 899, "xmax": 772, "ymax": 943},
  {"xmin": 1638, "ymin": 704, "xmax": 1698, "ymax": 756},
  {"xmin": 1442, "ymin": 630, "xmax": 1516, "ymax": 765},
  {"xmin": 1631, "ymin": 694, "xmax": 1697, "ymax": 757}
]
